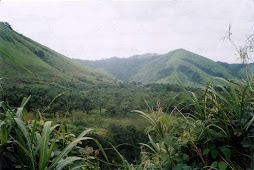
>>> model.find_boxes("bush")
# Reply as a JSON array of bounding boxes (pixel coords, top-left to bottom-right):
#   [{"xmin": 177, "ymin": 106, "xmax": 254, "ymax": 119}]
[
  {"xmin": 133, "ymin": 77, "xmax": 254, "ymax": 169},
  {"xmin": 0, "ymin": 97, "xmax": 108, "ymax": 169}
]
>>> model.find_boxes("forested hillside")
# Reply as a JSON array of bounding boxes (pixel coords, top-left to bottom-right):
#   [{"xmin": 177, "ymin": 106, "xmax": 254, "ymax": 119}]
[{"xmin": 78, "ymin": 49, "xmax": 250, "ymax": 86}]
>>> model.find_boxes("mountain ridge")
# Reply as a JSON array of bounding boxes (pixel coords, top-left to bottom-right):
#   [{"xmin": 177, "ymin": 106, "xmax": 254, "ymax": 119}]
[
  {"xmin": 76, "ymin": 48, "xmax": 247, "ymax": 86},
  {"xmin": 0, "ymin": 22, "xmax": 113, "ymax": 89},
  {"xmin": 0, "ymin": 22, "xmax": 249, "ymax": 87}
]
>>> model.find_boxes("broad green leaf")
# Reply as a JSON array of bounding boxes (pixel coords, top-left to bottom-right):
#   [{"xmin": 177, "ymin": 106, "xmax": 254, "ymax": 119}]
[
  {"xmin": 133, "ymin": 110, "xmax": 156, "ymax": 126},
  {"xmin": 211, "ymin": 161, "xmax": 218, "ymax": 168},
  {"xmin": 16, "ymin": 108, "xmax": 24, "ymax": 119},
  {"xmin": 49, "ymin": 136, "xmax": 93, "ymax": 170},
  {"xmin": 220, "ymin": 147, "xmax": 231, "ymax": 160},
  {"xmin": 218, "ymin": 161, "xmax": 227, "ymax": 170},
  {"xmin": 1, "ymin": 124, "xmax": 7, "ymax": 144},
  {"xmin": 203, "ymin": 148, "xmax": 210, "ymax": 155},
  {"xmin": 211, "ymin": 149, "xmax": 218, "ymax": 159}
]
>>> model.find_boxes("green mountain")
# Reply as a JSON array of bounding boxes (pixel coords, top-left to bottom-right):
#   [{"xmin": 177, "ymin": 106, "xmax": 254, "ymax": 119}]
[
  {"xmin": 1, "ymin": 22, "xmax": 248, "ymax": 88},
  {"xmin": 77, "ymin": 49, "xmax": 241, "ymax": 86},
  {"xmin": 0, "ymin": 22, "xmax": 112, "ymax": 88},
  {"xmin": 216, "ymin": 61, "xmax": 254, "ymax": 78},
  {"xmin": 76, "ymin": 53, "xmax": 159, "ymax": 81}
]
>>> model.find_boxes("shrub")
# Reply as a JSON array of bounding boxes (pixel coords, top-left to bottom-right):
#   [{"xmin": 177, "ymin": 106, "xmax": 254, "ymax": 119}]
[
  {"xmin": 134, "ymin": 77, "xmax": 254, "ymax": 169},
  {"xmin": 0, "ymin": 97, "xmax": 108, "ymax": 169}
]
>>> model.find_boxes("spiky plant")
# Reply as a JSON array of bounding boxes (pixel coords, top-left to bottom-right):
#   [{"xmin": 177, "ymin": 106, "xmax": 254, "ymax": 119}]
[{"xmin": 0, "ymin": 96, "xmax": 108, "ymax": 169}]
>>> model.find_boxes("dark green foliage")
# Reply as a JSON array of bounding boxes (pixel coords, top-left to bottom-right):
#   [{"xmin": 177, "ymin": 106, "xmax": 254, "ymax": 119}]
[
  {"xmin": 2, "ymin": 21, "xmax": 254, "ymax": 170},
  {"xmin": 0, "ymin": 33, "xmax": 14, "ymax": 43},
  {"xmin": 32, "ymin": 49, "xmax": 45, "ymax": 59},
  {"xmin": 77, "ymin": 48, "xmax": 241, "ymax": 86},
  {"xmin": 2, "ymin": 22, "xmax": 13, "ymax": 30},
  {"xmin": 184, "ymin": 58, "xmax": 225, "ymax": 78},
  {"xmin": 2, "ymin": 81, "xmax": 188, "ymax": 118},
  {"xmin": 177, "ymin": 64, "xmax": 202, "ymax": 83},
  {"xmin": 132, "ymin": 77, "xmax": 254, "ymax": 169},
  {"xmin": 0, "ymin": 97, "xmax": 107, "ymax": 170},
  {"xmin": 157, "ymin": 67, "xmax": 174, "ymax": 79},
  {"xmin": 107, "ymin": 124, "xmax": 148, "ymax": 163},
  {"xmin": 217, "ymin": 61, "xmax": 254, "ymax": 78},
  {"xmin": 90, "ymin": 124, "xmax": 148, "ymax": 168}
]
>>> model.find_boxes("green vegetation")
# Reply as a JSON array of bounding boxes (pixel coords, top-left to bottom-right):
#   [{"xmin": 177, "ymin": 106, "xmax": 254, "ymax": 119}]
[
  {"xmin": 2, "ymin": 77, "xmax": 254, "ymax": 169},
  {"xmin": 0, "ymin": 22, "xmax": 113, "ymax": 90},
  {"xmin": 127, "ymin": 77, "xmax": 254, "ymax": 169},
  {"xmin": 1, "ymin": 22, "xmax": 254, "ymax": 169},
  {"xmin": 77, "ymin": 49, "xmax": 249, "ymax": 86},
  {"xmin": 0, "ymin": 96, "xmax": 108, "ymax": 169}
]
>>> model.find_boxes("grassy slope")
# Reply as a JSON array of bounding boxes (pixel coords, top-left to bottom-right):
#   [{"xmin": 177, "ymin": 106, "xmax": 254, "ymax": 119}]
[
  {"xmin": 77, "ymin": 49, "xmax": 237, "ymax": 86},
  {"xmin": 76, "ymin": 53, "xmax": 158, "ymax": 81},
  {"xmin": 217, "ymin": 61, "xmax": 254, "ymax": 78},
  {"xmin": 131, "ymin": 49, "xmax": 234, "ymax": 85},
  {"xmin": 0, "ymin": 22, "xmax": 112, "ymax": 87}
]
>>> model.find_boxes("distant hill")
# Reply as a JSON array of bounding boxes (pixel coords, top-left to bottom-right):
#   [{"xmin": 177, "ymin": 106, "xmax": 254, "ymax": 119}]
[
  {"xmin": 0, "ymin": 22, "xmax": 113, "ymax": 89},
  {"xmin": 76, "ymin": 53, "xmax": 158, "ymax": 82},
  {"xmin": 1, "ymin": 22, "xmax": 249, "ymax": 88},
  {"xmin": 77, "ymin": 49, "xmax": 247, "ymax": 86}
]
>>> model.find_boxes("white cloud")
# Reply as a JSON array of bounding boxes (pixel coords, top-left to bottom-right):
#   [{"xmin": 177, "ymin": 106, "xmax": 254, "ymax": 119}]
[{"xmin": 0, "ymin": 0, "xmax": 254, "ymax": 63}]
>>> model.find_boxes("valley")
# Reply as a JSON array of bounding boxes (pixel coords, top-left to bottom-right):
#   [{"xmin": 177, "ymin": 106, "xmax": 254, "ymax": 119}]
[{"xmin": 0, "ymin": 21, "xmax": 253, "ymax": 169}]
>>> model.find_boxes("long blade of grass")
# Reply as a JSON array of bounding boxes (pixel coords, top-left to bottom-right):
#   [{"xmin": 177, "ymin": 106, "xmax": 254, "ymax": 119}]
[
  {"xmin": 0, "ymin": 124, "xmax": 7, "ymax": 144},
  {"xmin": 14, "ymin": 118, "xmax": 30, "ymax": 142},
  {"xmin": 14, "ymin": 139, "xmax": 31, "ymax": 158},
  {"xmin": 34, "ymin": 133, "xmax": 42, "ymax": 155},
  {"xmin": 14, "ymin": 118, "xmax": 35, "ymax": 169},
  {"xmin": 175, "ymin": 76, "xmax": 203, "ymax": 116},
  {"xmin": 245, "ymin": 116, "xmax": 254, "ymax": 131},
  {"xmin": 30, "ymin": 113, "xmax": 39, "ymax": 144},
  {"xmin": 93, "ymin": 139, "xmax": 109, "ymax": 162},
  {"xmin": 56, "ymin": 157, "xmax": 83, "ymax": 170},
  {"xmin": 77, "ymin": 128, "xmax": 93, "ymax": 139},
  {"xmin": 46, "ymin": 116, "xmax": 67, "ymax": 165},
  {"xmin": 39, "ymin": 121, "xmax": 52, "ymax": 170},
  {"xmin": 20, "ymin": 96, "xmax": 31, "ymax": 108},
  {"xmin": 148, "ymin": 134, "xmax": 160, "ymax": 153},
  {"xmin": 50, "ymin": 124, "xmax": 60, "ymax": 134},
  {"xmin": 16, "ymin": 107, "xmax": 24, "ymax": 119},
  {"xmin": 133, "ymin": 110, "xmax": 156, "ymax": 126},
  {"xmin": 203, "ymin": 79, "xmax": 214, "ymax": 118},
  {"xmin": 140, "ymin": 143, "xmax": 157, "ymax": 153},
  {"xmin": 112, "ymin": 145, "xmax": 129, "ymax": 170},
  {"xmin": 49, "ymin": 136, "xmax": 93, "ymax": 170}
]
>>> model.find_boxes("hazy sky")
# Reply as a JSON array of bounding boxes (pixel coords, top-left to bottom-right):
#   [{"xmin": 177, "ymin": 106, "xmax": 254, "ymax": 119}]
[{"xmin": 0, "ymin": 0, "xmax": 254, "ymax": 63}]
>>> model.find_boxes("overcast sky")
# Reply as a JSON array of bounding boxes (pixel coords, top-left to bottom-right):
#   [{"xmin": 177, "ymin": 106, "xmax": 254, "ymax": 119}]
[{"xmin": 0, "ymin": 0, "xmax": 254, "ymax": 63}]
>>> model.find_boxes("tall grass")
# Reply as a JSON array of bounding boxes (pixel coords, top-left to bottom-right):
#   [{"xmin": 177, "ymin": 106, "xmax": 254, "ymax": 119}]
[
  {"xmin": 0, "ymin": 96, "xmax": 108, "ymax": 169},
  {"xmin": 0, "ymin": 49, "xmax": 108, "ymax": 169},
  {"xmin": 130, "ymin": 76, "xmax": 254, "ymax": 169}
]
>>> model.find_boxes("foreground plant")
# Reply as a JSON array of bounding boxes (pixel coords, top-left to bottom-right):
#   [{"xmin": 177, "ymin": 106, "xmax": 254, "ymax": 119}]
[
  {"xmin": 0, "ymin": 97, "xmax": 108, "ymax": 169},
  {"xmin": 131, "ymin": 77, "xmax": 254, "ymax": 170}
]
